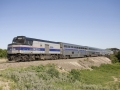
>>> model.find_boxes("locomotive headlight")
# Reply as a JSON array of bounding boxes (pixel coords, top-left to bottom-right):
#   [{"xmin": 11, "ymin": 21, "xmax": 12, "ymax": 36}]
[
  {"xmin": 12, "ymin": 47, "xmax": 20, "ymax": 51},
  {"xmin": 7, "ymin": 47, "xmax": 12, "ymax": 51}
]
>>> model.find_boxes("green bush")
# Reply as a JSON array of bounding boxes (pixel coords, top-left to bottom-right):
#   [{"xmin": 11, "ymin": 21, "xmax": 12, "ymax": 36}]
[
  {"xmin": 69, "ymin": 69, "xmax": 81, "ymax": 81},
  {"xmin": 116, "ymin": 50, "xmax": 120, "ymax": 62},
  {"xmin": 0, "ymin": 49, "xmax": 7, "ymax": 58},
  {"xmin": 109, "ymin": 54, "xmax": 119, "ymax": 63},
  {"xmin": 47, "ymin": 67, "xmax": 59, "ymax": 78}
]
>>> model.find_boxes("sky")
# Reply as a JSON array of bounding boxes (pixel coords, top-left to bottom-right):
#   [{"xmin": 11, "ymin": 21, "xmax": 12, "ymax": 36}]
[{"xmin": 0, "ymin": 0, "xmax": 120, "ymax": 49}]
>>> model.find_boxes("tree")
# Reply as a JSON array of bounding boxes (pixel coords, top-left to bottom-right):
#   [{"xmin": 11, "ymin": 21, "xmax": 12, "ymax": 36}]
[
  {"xmin": 116, "ymin": 50, "xmax": 120, "ymax": 62},
  {"xmin": 0, "ymin": 48, "xmax": 7, "ymax": 58}
]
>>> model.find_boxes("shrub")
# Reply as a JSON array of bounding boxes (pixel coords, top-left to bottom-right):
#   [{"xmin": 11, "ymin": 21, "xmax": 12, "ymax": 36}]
[
  {"xmin": 69, "ymin": 69, "xmax": 81, "ymax": 81},
  {"xmin": 47, "ymin": 67, "xmax": 59, "ymax": 78},
  {"xmin": 91, "ymin": 66, "xmax": 99, "ymax": 69},
  {"xmin": 109, "ymin": 54, "xmax": 119, "ymax": 63},
  {"xmin": 0, "ymin": 49, "xmax": 7, "ymax": 58},
  {"xmin": 116, "ymin": 50, "xmax": 120, "ymax": 62}
]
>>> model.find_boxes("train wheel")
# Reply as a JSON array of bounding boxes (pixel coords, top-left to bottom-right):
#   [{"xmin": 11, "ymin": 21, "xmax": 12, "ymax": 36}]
[
  {"xmin": 29, "ymin": 55, "xmax": 35, "ymax": 61},
  {"xmin": 11, "ymin": 56, "xmax": 15, "ymax": 61},
  {"xmin": 56, "ymin": 55, "xmax": 58, "ymax": 60},
  {"xmin": 53, "ymin": 55, "xmax": 57, "ymax": 60},
  {"xmin": 67, "ymin": 56, "xmax": 70, "ymax": 59},
  {"xmin": 24, "ymin": 55, "xmax": 29, "ymax": 61},
  {"xmin": 21, "ymin": 55, "xmax": 25, "ymax": 62},
  {"xmin": 65, "ymin": 56, "xmax": 69, "ymax": 59},
  {"xmin": 15, "ymin": 56, "xmax": 21, "ymax": 62},
  {"xmin": 52, "ymin": 55, "xmax": 55, "ymax": 60},
  {"xmin": 54, "ymin": 55, "xmax": 57, "ymax": 60},
  {"xmin": 40, "ymin": 55, "xmax": 45, "ymax": 60}
]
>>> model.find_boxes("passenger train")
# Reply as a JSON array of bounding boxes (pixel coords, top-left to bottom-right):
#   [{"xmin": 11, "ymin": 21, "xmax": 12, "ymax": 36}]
[{"xmin": 7, "ymin": 36, "xmax": 113, "ymax": 62}]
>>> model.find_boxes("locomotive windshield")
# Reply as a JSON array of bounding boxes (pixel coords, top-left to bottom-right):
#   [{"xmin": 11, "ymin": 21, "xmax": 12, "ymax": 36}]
[{"xmin": 12, "ymin": 36, "xmax": 25, "ymax": 44}]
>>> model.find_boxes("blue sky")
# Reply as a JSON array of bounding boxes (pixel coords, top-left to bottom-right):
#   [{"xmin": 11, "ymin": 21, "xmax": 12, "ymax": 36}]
[{"xmin": 0, "ymin": 0, "xmax": 120, "ymax": 49}]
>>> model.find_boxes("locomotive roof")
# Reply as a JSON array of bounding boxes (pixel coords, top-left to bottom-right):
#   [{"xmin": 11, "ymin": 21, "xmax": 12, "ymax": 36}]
[
  {"xmin": 25, "ymin": 36, "xmax": 60, "ymax": 44},
  {"xmin": 17, "ymin": 36, "xmax": 60, "ymax": 44}
]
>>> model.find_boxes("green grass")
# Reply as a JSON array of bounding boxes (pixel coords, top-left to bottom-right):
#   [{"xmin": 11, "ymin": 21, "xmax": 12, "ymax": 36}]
[
  {"xmin": 0, "ymin": 63, "xmax": 120, "ymax": 90},
  {"xmin": 81, "ymin": 65, "xmax": 117, "ymax": 84}
]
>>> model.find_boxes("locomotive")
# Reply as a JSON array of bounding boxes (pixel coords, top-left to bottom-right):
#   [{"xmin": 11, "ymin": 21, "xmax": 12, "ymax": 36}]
[{"xmin": 7, "ymin": 36, "xmax": 113, "ymax": 62}]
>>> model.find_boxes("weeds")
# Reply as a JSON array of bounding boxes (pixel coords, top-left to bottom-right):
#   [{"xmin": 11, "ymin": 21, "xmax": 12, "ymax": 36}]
[
  {"xmin": 0, "ymin": 63, "xmax": 120, "ymax": 90},
  {"xmin": 69, "ymin": 69, "xmax": 81, "ymax": 81},
  {"xmin": 0, "ymin": 86, "xmax": 2, "ymax": 90},
  {"xmin": 47, "ymin": 67, "xmax": 59, "ymax": 78}
]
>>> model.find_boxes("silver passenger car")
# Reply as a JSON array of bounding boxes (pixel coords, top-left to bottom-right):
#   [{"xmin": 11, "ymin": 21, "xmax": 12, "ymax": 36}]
[{"xmin": 60, "ymin": 42, "xmax": 88, "ymax": 58}]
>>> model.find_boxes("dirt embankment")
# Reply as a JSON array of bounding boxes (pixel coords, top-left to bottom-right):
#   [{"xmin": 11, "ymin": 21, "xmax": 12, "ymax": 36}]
[
  {"xmin": 0, "ymin": 57, "xmax": 112, "ymax": 90},
  {"xmin": 0, "ymin": 56, "xmax": 111, "ymax": 71}
]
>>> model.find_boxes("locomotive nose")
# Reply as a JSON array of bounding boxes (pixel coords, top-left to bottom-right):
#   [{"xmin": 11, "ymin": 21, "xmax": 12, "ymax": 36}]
[
  {"xmin": 7, "ymin": 46, "xmax": 20, "ymax": 54},
  {"xmin": 7, "ymin": 47, "xmax": 12, "ymax": 53}
]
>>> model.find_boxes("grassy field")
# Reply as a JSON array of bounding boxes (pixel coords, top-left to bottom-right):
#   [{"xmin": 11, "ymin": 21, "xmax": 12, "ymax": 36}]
[{"xmin": 0, "ymin": 63, "xmax": 120, "ymax": 90}]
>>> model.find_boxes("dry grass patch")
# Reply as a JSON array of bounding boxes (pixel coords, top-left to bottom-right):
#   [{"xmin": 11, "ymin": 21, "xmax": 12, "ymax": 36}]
[{"xmin": 0, "ymin": 78, "xmax": 9, "ymax": 90}]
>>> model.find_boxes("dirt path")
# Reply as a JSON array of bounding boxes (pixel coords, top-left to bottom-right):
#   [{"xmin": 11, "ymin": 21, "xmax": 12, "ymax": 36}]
[{"xmin": 0, "ymin": 56, "xmax": 111, "ymax": 71}]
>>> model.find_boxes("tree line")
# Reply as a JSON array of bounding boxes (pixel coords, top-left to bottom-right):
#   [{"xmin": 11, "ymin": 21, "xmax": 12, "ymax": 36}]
[{"xmin": 0, "ymin": 49, "xmax": 7, "ymax": 58}]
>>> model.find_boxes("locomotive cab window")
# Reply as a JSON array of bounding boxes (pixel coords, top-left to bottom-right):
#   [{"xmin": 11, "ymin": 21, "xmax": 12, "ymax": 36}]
[
  {"xmin": 25, "ymin": 40, "xmax": 33, "ymax": 45},
  {"xmin": 12, "ymin": 36, "xmax": 25, "ymax": 44},
  {"xmin": 29, "ymin": 40, "xmax": 33, "ymax": 45}
]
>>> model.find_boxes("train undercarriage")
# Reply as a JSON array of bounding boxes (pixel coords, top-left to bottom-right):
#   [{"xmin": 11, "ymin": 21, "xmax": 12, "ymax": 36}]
[
  {"xmin": 7, "ymin": 53, "xmax": 106, "ymax": 62},
  {"xmin": 7, "ymin": 54, "xmax": 70, "ymax": 62}
]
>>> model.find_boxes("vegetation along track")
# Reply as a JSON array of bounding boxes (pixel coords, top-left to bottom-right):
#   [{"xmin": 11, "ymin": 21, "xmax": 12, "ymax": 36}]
[{"xmin": 0, "ymin": 56, "xmax": 111, "ymax": 71}]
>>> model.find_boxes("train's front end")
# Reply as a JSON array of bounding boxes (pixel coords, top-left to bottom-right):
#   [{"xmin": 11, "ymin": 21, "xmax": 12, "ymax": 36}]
[{"xmin": 7, "ymin": 36, "xmax": 27, "ymax": 61}]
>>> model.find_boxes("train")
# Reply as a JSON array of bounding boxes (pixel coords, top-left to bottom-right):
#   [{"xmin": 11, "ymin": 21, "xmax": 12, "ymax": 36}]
[{"xmin": 7, "ymin": 36, "xmax": 113, "ymax": 62}]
